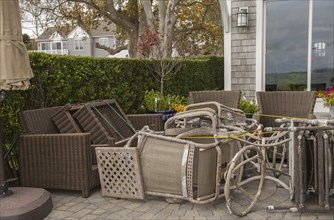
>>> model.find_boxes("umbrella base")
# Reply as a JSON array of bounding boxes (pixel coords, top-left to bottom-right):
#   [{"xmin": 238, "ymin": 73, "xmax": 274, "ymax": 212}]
[{"xmin": 0, "ymin": 187, "xmax": 53, "ymax": 220}]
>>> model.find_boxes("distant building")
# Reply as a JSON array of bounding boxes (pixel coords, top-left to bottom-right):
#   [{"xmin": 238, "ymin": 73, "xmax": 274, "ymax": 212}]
[{"xmin": 35, "ymin": 22, "xmax": 128, "ymax": 58}]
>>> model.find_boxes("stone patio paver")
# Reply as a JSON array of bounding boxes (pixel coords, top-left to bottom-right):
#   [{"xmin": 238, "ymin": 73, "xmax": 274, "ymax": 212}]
[{"xmin": 44, "ymin": 182, "xmax": 334, "ymax": 220}]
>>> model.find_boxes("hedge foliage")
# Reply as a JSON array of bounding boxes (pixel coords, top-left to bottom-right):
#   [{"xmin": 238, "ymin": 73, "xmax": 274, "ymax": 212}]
[{"xmin": 0, "ymin": 52, "xmax": 223, "ymax": 147}]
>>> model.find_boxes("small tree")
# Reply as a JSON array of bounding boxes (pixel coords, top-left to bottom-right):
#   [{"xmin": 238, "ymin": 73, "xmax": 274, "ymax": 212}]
[{"xmin": 138, "ymin": 25, "xmax": 183, "ymax": 96}]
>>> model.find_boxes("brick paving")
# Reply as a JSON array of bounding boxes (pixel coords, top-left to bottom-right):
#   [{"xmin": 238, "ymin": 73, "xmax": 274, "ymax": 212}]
[{"xmin": 44, "ymin": 181, "xmax": 334, "ymax": 220}]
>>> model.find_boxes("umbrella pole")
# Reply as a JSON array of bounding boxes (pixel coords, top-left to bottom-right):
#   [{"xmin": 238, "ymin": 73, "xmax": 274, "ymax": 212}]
[{"xmin": 0, "ymin": 90, "xmax": 12, "ymax": 197}]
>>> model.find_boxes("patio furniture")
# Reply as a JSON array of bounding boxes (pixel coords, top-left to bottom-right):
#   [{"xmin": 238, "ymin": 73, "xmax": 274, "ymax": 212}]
[
  {"xmin": 183, "ymin": 101, "xmax": 247, "ymax": 128},
  {"xmin": 18, "ymin": 101, "xmax": 163, "ymax": 197},
  {"xmin": 189, "ymin": 90, "xmax": 241, "ymax": 108},
  {"xmin": 95, "ymin": 129, "xmax": 270, "ymax": 216},
  {"xmin": 264, "ymin": 119, "xmax": 334, "ymax": 211},
  {"xmin": 255, "ymin": 91, "xmax": 317, "ymax": 177},
  {"xmin": 256, "ymin": 91, "xmax": 317, "ymax": 128},
  {"xmin": 19, "ymin": 106, "xmax": 105, "ymax": 198},
  {"xmin": 72, "ymin": 100, "xmax": 163, "ymax": 147},
  {"xmin": 127, "ymin": 114, "xmax": 163, "ymax": 131}
]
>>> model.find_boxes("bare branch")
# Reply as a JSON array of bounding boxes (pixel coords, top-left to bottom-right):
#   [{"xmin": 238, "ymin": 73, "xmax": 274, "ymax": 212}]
[{"xmin": 95, "ymin": 43, "xmax": 128, "ymax": 55}]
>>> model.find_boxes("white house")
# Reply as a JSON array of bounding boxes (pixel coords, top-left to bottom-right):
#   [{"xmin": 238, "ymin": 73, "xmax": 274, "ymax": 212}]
[{"xmin": 35, "ymin": 22, "xmax": 128, "ymax": 58}]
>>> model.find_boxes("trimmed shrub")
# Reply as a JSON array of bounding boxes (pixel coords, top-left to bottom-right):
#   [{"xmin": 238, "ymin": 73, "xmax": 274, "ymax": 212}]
[{"xmin": 1, "ymin": 52, "xmax": 223, "ymax": 149}]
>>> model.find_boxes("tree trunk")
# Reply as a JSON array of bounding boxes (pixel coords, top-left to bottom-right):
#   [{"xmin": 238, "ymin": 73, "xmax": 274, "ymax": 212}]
[
  {"xmin": 162, "ymin": 0, "xmax": 177, "ymax": 58},
  {"xmin": 128, "ymin": 30, "xmax": 138, "ymax": 58},
  {"xmin": 160, "ymin": 74, "xmax": 164, "ymax": 96}
]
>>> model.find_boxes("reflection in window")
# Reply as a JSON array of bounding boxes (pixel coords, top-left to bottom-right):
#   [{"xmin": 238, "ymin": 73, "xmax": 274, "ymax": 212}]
[
  {"xmin": 265, "ymin": 0, "xmax": 334, "ymax": 91},
  {"xmin": 265, "ymin": 0, "xmax": 308, "ymax": 91},
  {"xmin": 314, "ymin": 42, "xmax": 326, "ymax": 57},
  {"xmin": 311, "ymin": 0, "xmax": 334, "ymax": 91}
]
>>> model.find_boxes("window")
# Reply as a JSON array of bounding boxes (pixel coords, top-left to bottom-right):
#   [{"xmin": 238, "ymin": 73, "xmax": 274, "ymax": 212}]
[
  {"xmin": 98, "ymin": 38, "xmax": 109, "ymax": 47},
  {"xmin": 265, "ymin": 0, "xmax": 334, "ymax": 91},
  {"xmin": 74, "ymin": 39, "xmax": 84, "ymax": 51},
  {"xmin": 63, "ymin": 41, "xmax": 68, "ymax": 50},
  {"xmin": 40, "ymin": 42, "xmax": 50, "ymax": 51},
  {"xmin": 52, "ymin": 42, "xmax": 62, "ymax": 50}
]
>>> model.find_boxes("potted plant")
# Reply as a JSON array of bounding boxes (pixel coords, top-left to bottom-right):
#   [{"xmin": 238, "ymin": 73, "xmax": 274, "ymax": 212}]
[
  {"xmin": 143, "ymin": 90, "xmax": 188, "ymax": 122},
  {"xmin": 239, "ymin": 97, "xmax": 259, "ymax": 118},
  {"xmin": 318, "ymin": 85, "xmax": 334, "ymax": 119}
]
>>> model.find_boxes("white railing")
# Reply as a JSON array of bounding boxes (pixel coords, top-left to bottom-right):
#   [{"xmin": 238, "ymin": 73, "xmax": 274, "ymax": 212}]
[{"xmin": 32, "ymin": 49, "xmax": 68, "ymax": 55}]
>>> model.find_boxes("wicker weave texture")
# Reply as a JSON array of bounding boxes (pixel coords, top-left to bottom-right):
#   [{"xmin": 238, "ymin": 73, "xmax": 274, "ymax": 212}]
[
  {"xmin": 189, "ymin": 90, "xmax": 241, "ymax": 108},
  {"xmin": 73, "ymin": 105, "xmax": 112, "ymax": 144},
  {"xmin": 51, "ymin": 103, "xmax": 81, "ymax": 133},
  {"xmin": 95, "ymin": 147, "xmax": 144, "ymax": 199},
  {"xmin": 89, "ymin": 100, "xmax": 135, "ymax": 142},
  {"xmin": 19, "ymin": 133, "xmax": 98, "ymax": 198},
  {"xmin": 19, "ymin": 106, "xmax": 61, "ymax": 134},
  {"xmin": 256, "ymin": 91, "xmax": 317, "ymax": 127},
  {"xmin": 127, "ymin": 114, "xmax": 164, "ymax": 131}
]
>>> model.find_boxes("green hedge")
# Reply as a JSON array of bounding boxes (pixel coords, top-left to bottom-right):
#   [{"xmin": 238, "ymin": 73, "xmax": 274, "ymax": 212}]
[{"xmin": 0, "ymin": 52, "xmax": 223, "ymax": 147}]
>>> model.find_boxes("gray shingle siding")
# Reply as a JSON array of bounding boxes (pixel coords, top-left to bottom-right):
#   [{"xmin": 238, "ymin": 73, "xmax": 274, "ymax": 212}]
[
  {"xmin": 67, "ymin": 38, "xmax": 92, "ymax": 57},
  {"xmin": 231, "ymin": 0, "xmax": 256, "ymax": 99}
]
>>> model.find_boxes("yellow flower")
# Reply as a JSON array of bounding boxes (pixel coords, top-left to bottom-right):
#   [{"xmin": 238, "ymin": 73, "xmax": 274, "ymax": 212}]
[{"xmin": 171, "ymin": 103, "xmax": 185, "ymax": 112}]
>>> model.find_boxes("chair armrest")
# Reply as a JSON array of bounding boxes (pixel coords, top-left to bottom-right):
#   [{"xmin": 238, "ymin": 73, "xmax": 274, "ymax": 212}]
[
  {"xmin": 19, "ymin": 133, "xmax": 93, "ymax": 188},
  {"xmin": 127, "ymin": 114, "xmax": 164, "ymax": 131}
]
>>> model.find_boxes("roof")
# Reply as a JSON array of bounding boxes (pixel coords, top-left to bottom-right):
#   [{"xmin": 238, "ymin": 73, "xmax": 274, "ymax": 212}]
[
  {"xmin": 37, "ymin": 27, "xmax": 60, "ymax": 40},
  {"xmin": 90, "ymin": 20, "xmax": 116, "ymax": 37},
  {"xmin": 37, "ymin": 21, "xmax": 116, "ymax": 40}
]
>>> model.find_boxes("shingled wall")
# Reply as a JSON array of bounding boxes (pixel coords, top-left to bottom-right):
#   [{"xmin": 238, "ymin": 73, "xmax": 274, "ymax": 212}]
[{"xmin": 231, "ymin": 0, "xmax": 257, "ymax": 98}]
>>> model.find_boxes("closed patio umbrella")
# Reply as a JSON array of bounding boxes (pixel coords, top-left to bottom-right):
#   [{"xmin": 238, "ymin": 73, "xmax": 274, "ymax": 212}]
[
  {"xmin": 0, "ymin": 0, "xmax": 33, "ymax": 90},
  {"xmin": 0, "ymin": 0, "xmax": 52, "ymax": 219}
]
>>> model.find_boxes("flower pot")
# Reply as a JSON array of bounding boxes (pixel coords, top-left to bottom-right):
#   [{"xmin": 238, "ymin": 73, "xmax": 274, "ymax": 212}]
[{"xmin": 148, "ymin": 109, "xmax": 177, "ymax": 123}]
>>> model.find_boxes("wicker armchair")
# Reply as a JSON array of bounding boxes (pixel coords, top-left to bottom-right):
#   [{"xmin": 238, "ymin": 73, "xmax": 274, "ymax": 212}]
[
  {"xmin": 18, "ymin": 101, "xmax": 163, "ymax": 197},
  {"xmin": 19, "ymin": 106, "xmax": 104, "ymax": 198},
  {"xmin": 256, "ymin": 91, "xmax": 317, "ymax": 128},
  {"xmin": 189, "ymin": 90, "xmax": 241, "ymax": 108}
]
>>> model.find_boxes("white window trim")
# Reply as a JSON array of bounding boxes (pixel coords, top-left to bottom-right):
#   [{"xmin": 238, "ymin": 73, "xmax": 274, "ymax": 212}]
[
  {"xmin": 256, "ymin": 0, "xmax": 265, "ymax": 92},
  {"xmin": 306, "ymin": 0, "xmax": 314, "ymax": 91},
  {"xmin": 221, "ymin": 0, "xmax": 232, "ymax": 90}
]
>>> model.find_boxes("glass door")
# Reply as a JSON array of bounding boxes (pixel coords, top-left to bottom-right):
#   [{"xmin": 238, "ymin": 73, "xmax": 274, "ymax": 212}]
[{"xmin": 265, "ymin": 0, "xmax": 334, "ymax": 91}]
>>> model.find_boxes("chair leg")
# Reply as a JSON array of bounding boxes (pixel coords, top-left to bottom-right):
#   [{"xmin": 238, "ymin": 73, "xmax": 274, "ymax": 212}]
[{"xmin": 82, "ymin": 189, "xmax": 90, "ymax": 198}]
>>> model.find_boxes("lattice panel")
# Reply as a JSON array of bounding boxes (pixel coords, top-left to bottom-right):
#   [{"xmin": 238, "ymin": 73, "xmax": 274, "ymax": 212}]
[{"xmin": 95, "ymin": 147, "xmax": 144, "ymax": 200}]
